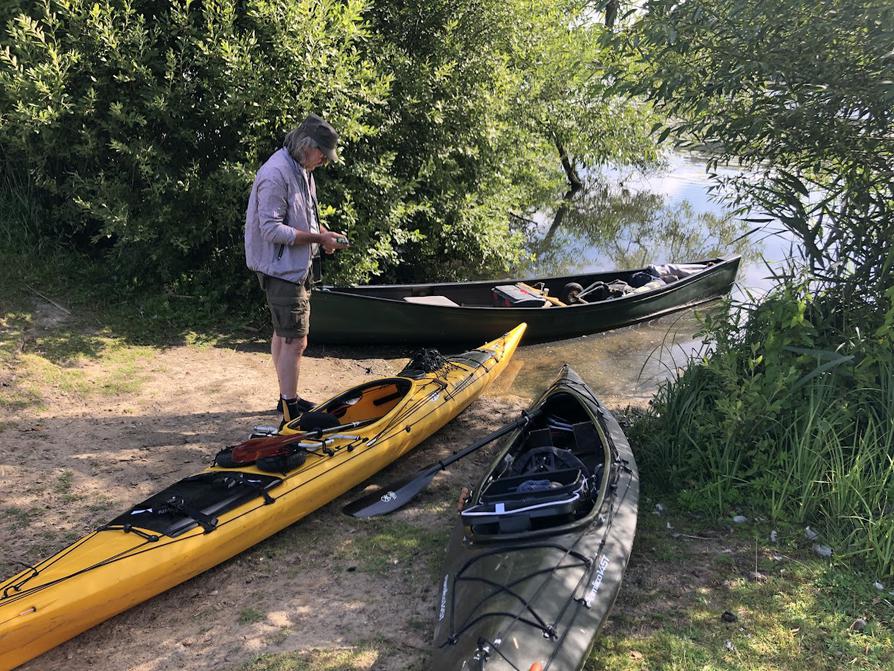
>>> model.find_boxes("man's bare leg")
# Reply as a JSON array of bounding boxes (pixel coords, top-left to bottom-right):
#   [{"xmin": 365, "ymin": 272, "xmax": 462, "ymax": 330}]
[
  {"xmin": 271, "ymin": 332, "xmax": 282, "ymax": 376},
  {"xmin": 272, "ymin": 333, "xmax": 307, "ymax": 400}
]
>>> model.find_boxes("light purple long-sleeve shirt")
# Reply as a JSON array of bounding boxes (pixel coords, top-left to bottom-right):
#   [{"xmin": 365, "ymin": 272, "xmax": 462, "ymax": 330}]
[{"xmin": 244, "ymin": 148, "xmax": 318, "ymax": 283}]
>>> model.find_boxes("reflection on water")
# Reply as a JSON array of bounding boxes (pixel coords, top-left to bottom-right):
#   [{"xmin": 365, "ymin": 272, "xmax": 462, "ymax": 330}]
[
  {"xmin": 486, "ymin": 152, "xmax": 791, "ymax": 403},
  {"xmin": 515, "ymin": 152, "xmax": 793, "ymax": 293},
  {"xmin": 517, "ymin": 166, "xmax": 757, "ymax": 279},
  {"xmin": 526, "ymin": 187, "xmax": 757, "ymax": 277},
  {"xmin": 486, "ymin": 309, "xmax": 709, "ymax": 404}
]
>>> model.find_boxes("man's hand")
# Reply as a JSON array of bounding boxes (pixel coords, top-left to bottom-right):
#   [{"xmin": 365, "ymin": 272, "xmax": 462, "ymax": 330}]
[{"xmin": 320, "ymin": 231, "xmax": 350, "ymax": 254}]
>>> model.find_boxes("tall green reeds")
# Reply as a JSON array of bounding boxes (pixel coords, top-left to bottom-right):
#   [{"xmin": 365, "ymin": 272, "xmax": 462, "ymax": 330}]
[{"xmin": 634, "ymin": 290, "xmax": 894, "ymax": 577}]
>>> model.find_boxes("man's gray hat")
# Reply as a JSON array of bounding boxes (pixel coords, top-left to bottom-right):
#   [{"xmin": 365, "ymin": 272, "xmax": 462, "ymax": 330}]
[{"xmin": 298, "ymin": 113, "xmax": 339, "ymax": 162}]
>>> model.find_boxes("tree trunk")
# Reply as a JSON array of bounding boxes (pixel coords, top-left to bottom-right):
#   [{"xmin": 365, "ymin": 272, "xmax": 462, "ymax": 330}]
[
  {"xmin": 556, "ymin": 139, "xmax": 583, "ymax": 195},
  {"xmin": 549, "ymin": 139, "xmax": 582, "ymax": 234},
  {"xmin": 605, "ymin": 0, "xmax": 619, "ymax": 29}
]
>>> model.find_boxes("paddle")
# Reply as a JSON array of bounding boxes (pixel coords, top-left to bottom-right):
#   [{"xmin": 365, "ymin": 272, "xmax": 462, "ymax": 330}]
[
  {"xmin": 215, "ymin": 417, "xmax": 376, "ymax": 468},
  {"xmin": 342, "ymin": 410, "xmax": 535, "ymax": 518}
]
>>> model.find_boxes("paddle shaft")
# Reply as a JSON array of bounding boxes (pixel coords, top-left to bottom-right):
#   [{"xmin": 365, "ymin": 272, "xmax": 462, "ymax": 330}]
[
  {"xmin": 432, "ymin": 410, "xmax": 534, "ymax": 474},
  {"xmin": 343, "ymin": 410, "xmax": 535, "ymax": 518},
  {"xmin": 225, "ymin": 418, "xmax": 376, "ymax": 465}
]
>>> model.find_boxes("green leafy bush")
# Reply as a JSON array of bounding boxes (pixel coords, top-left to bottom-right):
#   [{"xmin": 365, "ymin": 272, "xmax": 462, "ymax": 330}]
[
  {"xmin": 619, "ymin": 0, "xmax": 894, "ymax": 313},
  {"xmin": 619, "ymin": 0, "xmax": 894, "ymax": 577},
  {"xmin": 0, "ymin": 0, "xmax": 394, "ymax": 307},
  {"xmin": 0, "ymin": 0, "xmax": 657, "ymax": 303}
]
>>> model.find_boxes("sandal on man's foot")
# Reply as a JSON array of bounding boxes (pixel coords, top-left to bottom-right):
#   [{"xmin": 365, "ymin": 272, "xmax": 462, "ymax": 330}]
[
  {"xmin": 294, "ymin": 397, "xmax": 316, "ymax": 412},
  {"xmin": 276, "ymin": 396, "xmax": 317, "ymax": 414}
]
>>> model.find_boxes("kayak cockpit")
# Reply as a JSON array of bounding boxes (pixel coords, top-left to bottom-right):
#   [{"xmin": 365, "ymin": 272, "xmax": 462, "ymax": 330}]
[
  {"xmin": 304, "ymin": 378, "xmax": 412, "ymax": 425},
  {"xmin": 462, "ymin": 391, "xmax": 608, "ymax": 536}
]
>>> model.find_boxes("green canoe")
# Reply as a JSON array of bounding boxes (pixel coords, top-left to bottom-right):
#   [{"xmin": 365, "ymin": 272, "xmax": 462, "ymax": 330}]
[
  {"xmin": 430, "ymin": 365, "xmax": 639, "ymax": 670},
  {"xmin": 310, "ymin": 256, "xmax": 739, "ymax": 344}
]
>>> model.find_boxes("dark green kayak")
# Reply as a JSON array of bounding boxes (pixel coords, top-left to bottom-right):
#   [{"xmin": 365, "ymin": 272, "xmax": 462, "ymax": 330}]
[
  {"xmin": 310, "ymin": 256, "xmax": 739, "ymax": 344},
  {"xmin": 430, "ymin": 366, "xmax": 639, "ymax": 670}
]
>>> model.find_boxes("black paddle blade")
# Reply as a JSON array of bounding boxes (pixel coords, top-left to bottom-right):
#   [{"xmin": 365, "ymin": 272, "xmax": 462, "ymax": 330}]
[
  {"xmin": 342, "ymin": 464, "xmax": 441, "ymax": 518},
  {"xmin": 342, "ymin": 412, "xmax": 535, "ymax": 518}
]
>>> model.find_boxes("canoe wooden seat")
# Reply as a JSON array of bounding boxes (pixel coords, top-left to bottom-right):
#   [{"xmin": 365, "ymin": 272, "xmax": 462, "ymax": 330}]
[{"xmin": 403, "ymin": 295, "xmax": 459, "ymax": 307}]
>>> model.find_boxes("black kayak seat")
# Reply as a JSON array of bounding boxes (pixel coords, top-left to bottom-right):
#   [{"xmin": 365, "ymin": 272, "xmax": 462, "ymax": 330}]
[
  {"xmin": 571, "ymin": 421, "xmax": 601, "ymax": 456},
  {"xmin": 481, "ymin": 467, "xmax": 583, "ymax": 503},
  {"xmin": 463, "ymin": 468, "xmax": 588, "ymax": 533},
  {"xmin": 298, "ymin": 411, "xmax": 341, "ymax": 431},
  {"xmin": 511, "ymin": 445, "xmax": 589, "ymax": 478}
]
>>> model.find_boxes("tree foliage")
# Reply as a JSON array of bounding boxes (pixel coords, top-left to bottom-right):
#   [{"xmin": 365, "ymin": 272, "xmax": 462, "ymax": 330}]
[
  {"xmin": 0, "ymin": 0, "xmax": 388, "ymax": 302},
  {"xmin": 620, "ymin": 0, "xmax": 894, "ymax": 323},
  {"xmin": 0, "ymin": 0, "xmax": 657, "ymax": 299},
  {"xmin": 623, "ymin": 0, "xmax": 894, "ymax": 575}
]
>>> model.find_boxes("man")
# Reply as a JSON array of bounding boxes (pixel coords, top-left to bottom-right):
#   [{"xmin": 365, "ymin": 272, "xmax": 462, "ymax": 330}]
[{"xmin": 245, "ymin": 113, "xmax": 349, "ymax": 428}]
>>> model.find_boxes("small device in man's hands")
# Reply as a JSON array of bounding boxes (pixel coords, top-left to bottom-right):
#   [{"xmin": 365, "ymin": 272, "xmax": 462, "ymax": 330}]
[{"xmin": 335, "ymin": 236, "xmax": 350, "ymax": 246}]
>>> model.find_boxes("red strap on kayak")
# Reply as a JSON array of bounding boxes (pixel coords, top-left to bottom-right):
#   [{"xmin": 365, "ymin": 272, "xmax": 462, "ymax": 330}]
[{"xmin": 214, "ymin": 415, "xmax": 371, "ymax": 468}]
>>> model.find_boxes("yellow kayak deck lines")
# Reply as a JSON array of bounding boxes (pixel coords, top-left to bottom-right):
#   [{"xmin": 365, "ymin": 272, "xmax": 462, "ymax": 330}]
[{"xmin": 0, "ymin": 324, "xmax": 526, "ymax": 670}]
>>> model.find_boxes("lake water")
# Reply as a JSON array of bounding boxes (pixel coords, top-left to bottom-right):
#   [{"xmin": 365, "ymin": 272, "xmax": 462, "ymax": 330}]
[{"xmin": 488, "ymin": 152, "xmax": 795, "ymax": 403}]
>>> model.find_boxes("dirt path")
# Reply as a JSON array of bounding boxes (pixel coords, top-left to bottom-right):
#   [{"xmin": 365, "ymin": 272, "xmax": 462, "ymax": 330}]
[{"xmin": 1, "ymin": 302, "xmax": 533, "ymax": 671}]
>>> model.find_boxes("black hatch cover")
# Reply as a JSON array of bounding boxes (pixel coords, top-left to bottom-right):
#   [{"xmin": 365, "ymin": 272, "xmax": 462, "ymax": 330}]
[{"xmin": 105, "ymin": 472, "xmax": 282, "ymax": 538}]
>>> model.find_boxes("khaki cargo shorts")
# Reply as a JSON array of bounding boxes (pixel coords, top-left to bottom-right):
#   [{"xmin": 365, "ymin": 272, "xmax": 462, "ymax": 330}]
[{"xmin": 257, "ymin": 273, "xmax": 311, "ymax": 339}]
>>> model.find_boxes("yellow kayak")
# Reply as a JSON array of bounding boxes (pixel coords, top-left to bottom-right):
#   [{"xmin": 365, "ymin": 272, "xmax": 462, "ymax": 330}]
[{"xmin": 0, "ymin": 323, "xmax": 526, "ymax": 670}]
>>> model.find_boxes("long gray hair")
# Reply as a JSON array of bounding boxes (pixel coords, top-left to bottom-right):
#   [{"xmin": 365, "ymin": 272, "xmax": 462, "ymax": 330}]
[{"xmin": 283, "ymin": 129, "xmax": 318, "ymax": 167}]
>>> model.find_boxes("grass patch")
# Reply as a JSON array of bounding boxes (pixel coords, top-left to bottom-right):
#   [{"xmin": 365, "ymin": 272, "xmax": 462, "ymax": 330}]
[
  {"xmin": 340, "ymin": 518, "xmax": 446, "ymax": 576},
  {"xmin": 0, "ymin": 311, "xmax": 30, "ymax": 364},
  {"xmin": 85, "ymin": 495, "xmax": 118, "ymax": 516},
  {"xmin": 0, "ymin": 295, "xmax": 156, "ymax": 409},
  {"xmin": 184, "ymin": 331, "xmax": 221, "ymax": 349},
  {"xmin": 238, "ymin": 607, "xmax": 266, "ymax": 625},
  {"xmin": 0, "ymin": 250, "xmax": 261, "ymax": 348},
  {"xmin": 587, "ymin": 503, "xmax": 894, "ymax": 671},
  {"xmin": 56, "ymin": 469, "xmax": 74, "ymax": 499},
  {"xmin": 16, "ymin": 335, "xmax": 154, "ymax": 399},
  {"xmin": 0, "ymin": 252, "xmax": 256, "ymax": 414},
  {"xmin": 237, "ymin": 644, "xmax": 382, "ymax": 671},
  {"xmin": 0, "ymin": 505, "xmax": 37, "ymax": 526},
  {"xmin": 631, "ymin": 284, "xmax": 894, "ymax": 578},
  {"xmin": 0, "ymin": 311, "xmax": 41, "ymax": 411},
  {"xmin": 266, "ymin": 627, "xmax": 291, "ymax": 646},
  {"xmin": 250, "ymin": 519, "xmax": 328, "ymax": 561}
]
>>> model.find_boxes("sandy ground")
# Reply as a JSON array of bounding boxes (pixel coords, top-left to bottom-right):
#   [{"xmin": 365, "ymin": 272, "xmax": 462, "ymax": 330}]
[
  {"xmin": 1, "ymin": 301, "xmax": 540, "ymax": 671},
  {"xmin": 2, "ymin": 298, "xmax": 797, "ymax": 671}
]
